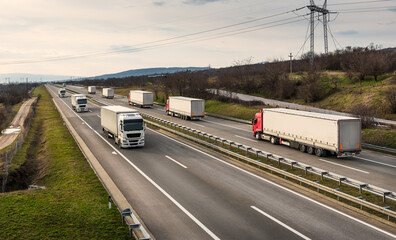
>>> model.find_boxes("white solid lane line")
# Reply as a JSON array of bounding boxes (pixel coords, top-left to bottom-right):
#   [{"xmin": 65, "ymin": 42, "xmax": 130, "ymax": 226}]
[
  {"xmin": 251, "ymin": 206, "xmax": 311, "ymax": 240},
  {"xmin": 97, "ymin": 115, "xmax": 101, "ymax": 118},
  {"xmin": 202, "ymin": 120, "xmax": 251, "ymax": 133},
  {"xmin": 354, "ymin": 156, "xmax": 396, "ymax": 168},
  {"xmin": 191, "ymin": 122, "xmax": 205, "ymax": 128},
  {"xmin": 234, "ymin": 134, "xmax": 256, "ymax": 143},
  {"xmin": 318, "ymin": 159, "xmax": 370, "ymax": 174},
  {"xmin": 165, "ymin": 155, "xmax": 188, "ymax": 169},
  {"xmin": 51, "ymin": 89, "xmax": 220, "ymax": 240}
]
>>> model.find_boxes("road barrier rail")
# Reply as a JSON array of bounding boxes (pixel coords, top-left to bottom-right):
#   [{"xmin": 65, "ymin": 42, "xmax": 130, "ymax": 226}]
[{"xmin": 141, "ymin": 113, "xmax": 396, "ymax": 222}]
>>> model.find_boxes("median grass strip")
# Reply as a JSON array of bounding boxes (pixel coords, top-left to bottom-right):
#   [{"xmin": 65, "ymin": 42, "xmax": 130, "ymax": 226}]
[
  {"xmin": 144, "ymin": 115, "xmax": 396, "ymax": 223},
  {"xmin": 0, "ymin": 86, "xmax": 129, "ymax": 239}
]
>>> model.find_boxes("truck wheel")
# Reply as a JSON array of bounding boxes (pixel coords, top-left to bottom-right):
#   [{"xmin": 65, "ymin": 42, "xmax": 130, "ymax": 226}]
[
  {"xmin": 270, "ymin": 137, "xmax": 278, "ymax": 145},
  {"xmin": 315, "ymin": 148, "xmax": 323, "ymax": 157},
  {"xmin": 255, "ymin": 132, "xmax": 261, "ymax": 140},
  {"xmin": 299, "ymin": 144, "xmax": 306, "ymax": 152},
  {"xmin": 307, "ymin": 146, "xmax": 314, "ymax": 155}
]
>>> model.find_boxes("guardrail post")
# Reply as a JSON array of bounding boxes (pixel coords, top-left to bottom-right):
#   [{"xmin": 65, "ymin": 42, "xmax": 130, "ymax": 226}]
[
  {"xmin": 315, "ymin": 181, "xmax": 320, "ymax": 192},
  {"xmin": 357, "ymin": 197, "xmax": 365, "ymax": 209},
  {"xmin": 335, "ymin": 188, "xmax": 340, "ymax": 201},
  {"xmin": 229, "ymin": 141, "xmax": 234, "ymax": 149},
  {"xmin": 359, "ymin": 184, "xmax": 367, "ymax": 194},
  {"xmin": 121, "ymin": 208, "xmax": 132, "ymax": 224},
  {"xmin": 278, "ymin": 157, "xmax": 284, "ymax": 166},
  {"xmin": 290, "ymin": 161, "xmax": 297, "ymax": 170},
  {"xmin": 339, "ymin": 177, "xmax": 346, "ymax": 186},
  {"xmin": 266, "ymin": 154, "xmax": 272, "ymax": 161},
  {"xmin": 297, "ymin": 175, "xmax": 302, "ymax": 185},
  {"xmin": 222, "ymin": 139, "xmax": 227, "ymax": 147},
  {"xmin": 255, "ymin": 150, "xmax": 261, "ymax": 159},
  {"xmin": 321, "ymin": 172, "xmax": 328, "ymax": 180},
  {"xmin": 382, "ymin": 192, "xmax": 391, "ymax": 203},
  {"xmin": 246, "ymin": 147, "xmax": 252, "ymax": 156},
  {"xmin": 305, "ymin": 166, "xmax": 312, "ymax": 174},
  {"xmin": 384, "ymin": 206, "xmax": 391, "ymax": 220},
  {"xmin": 129, "ymin": 223, "xmax": 141, "ymax": 237}
]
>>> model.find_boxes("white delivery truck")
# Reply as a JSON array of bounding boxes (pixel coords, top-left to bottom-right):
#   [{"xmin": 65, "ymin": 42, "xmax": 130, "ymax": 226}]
[
  {"xmin": 165, "ymin": 96, "xmax": 205, "ymax": 120},
  {"xmin": 128, "ymin": 90, "xmax": 153, "ymax": 108},
  {"xmin": 58, "ymin": 88, "xmax": 66, "ymax": 98},
  {"xmin": 101, "ymin": 106, "xmax": 145, "ymax": 148},
  {"xmin": 71, "ymin": 94, "xmax": 89, "ymax": 112},
  {"xmin": 252, "ymin": 108, "xmax": 361, "ymax": 157},
  {"xmin": 88, "ymin": 86, "xmax": 96, "ymax": 94},
  {"xmin": 103, "ymin": 88, "xmax": 114, "ymax": 99}
]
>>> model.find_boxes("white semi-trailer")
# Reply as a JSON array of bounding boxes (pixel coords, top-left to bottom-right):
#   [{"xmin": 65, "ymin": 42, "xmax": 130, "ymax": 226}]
[
  {"xmin": 252, "ymin": 108, "xmax": 361, "ymax": 157},
  {"xmin": 71, "ymin": 94, "xmax": 88, "ymax": 112},
  {"xmin": 88, "ymin": 86, "xmax": 96, "ymax": 94},
  {"xmin": 102, "ymin": 88, "xmax": 114, "ymax": 99},
  {"xmin": 58, "ymin": 88, "xmax": 66, "ymax": 98},
  {"xmin": 101, "ymin": 106, "xmax": 145, "ymax": 148},
  {"xmin": 166, "ymin": 96, "xmax": 205, "ymax": 120},
  {"xmin": 128, "ymin": 90, "xmax": 153, "ymax": 108}
]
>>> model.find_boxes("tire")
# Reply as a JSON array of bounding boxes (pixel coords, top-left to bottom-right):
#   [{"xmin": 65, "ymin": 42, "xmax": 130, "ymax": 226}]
[
  {"xmin": 315, "ymin": 148, "xmax": 323, "ymax": 157},
  {"xmin": 255, "ymin": 132, "xmax": 261, "ymax": 140},
  {"xmin": 270, "ymin": 136, "xmax": 278, "ymax": 145},
  {"xmin": 307, "ymin": 146, "xmax": 314, "ymax": 155},
  {"xmin": 299, "ymin": 144, "xmax": 306, "ymax": 152}
]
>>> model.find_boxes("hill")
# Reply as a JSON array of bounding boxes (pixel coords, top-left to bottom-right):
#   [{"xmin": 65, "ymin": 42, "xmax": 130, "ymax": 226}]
[{"xmin": 89, "ymin": 67, "xmax": 209, "ymax": 79}]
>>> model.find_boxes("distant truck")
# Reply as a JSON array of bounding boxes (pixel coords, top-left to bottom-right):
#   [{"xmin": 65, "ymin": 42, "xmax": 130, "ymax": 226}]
[
  {"xmin": 62, "ymin": 83, "xmax": 66, "ymax": 87},
  {"xmin": 101, "ymin": 106, "xmax": 145, "ymax": 148},
  {"xmin": 88, "ymin": 86, "xmax": 96, "ymax": 94},
  {"xmin": 128, "ymin": 90, "xmax": 153, "ymax": 108},
  {"xmin": 71, "ymin": 94, "xmax": 88, "ymax": 112},
  {"xmin": 102, "ymin": 88, "xmax": 114, "ymax": 99},
  {"xmin": 58, "ymin": 88, "xmax": 66, "ymax": 98},
  {"xmin": 166, "ymin": 96, "xmax": 205, "ymax": 120},
  {"xmin": 252, "ymin": 108, "xmax": 361, "ymax": 157}
]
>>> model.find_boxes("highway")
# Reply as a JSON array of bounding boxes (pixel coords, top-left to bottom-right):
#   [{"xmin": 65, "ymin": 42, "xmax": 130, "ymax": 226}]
[
  {"xmin": 46, "ymin": 84, "xmax": 396, "ymax": 239},
  {"xmin": 66, "ymin": 85, "xmax": 396, "ymax": 192}
]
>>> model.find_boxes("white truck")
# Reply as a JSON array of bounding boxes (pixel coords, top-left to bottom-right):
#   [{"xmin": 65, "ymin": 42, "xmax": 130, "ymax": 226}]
[
  {"xmin": 102, "ymin": 88, "xmax": 114, "ymax": 99},
  {"xmin": 101, "ymin": 106, "xmax": 145, "ymax": 148},
  {"xmin": 252, "ymin": 108, "xmax": 361, "ymax": 157},
  {"xmin": 58, "ymin": 88, "xmax": 66, "ymax": 98},
  {"xmin": 88, "ymin": 86, "xmax": 96, "ymax": 94},
  {"xmin": 128, "ymin": 90, "xmax": 153, "ymax": 108},
  {"xmin": 71, "ymin": 94, "xmax": 89, "ymax": 112},
  {"xmin": 165, "ymin": 96, "xmax": 205, "ymax": 120}
]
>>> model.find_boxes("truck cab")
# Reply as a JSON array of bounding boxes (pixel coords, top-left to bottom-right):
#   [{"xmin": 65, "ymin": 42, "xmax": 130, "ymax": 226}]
[
  {"xmin": 72, "ymin": 94, "xmax": 88, "ymax": 112},
  {"xmin": 252, "ymin": 110, "xmax": 262, "ymax": 139},
  {"xmin": 116, "ymin": 113, "xmax": 145, "ymax": 148},
  {"xmin": 58, "ymin": 88, "xmax": 66, "ymax": 98}
]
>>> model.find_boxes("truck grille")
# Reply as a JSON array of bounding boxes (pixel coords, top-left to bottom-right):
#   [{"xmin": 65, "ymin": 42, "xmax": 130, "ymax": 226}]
[{"xmin": 127, "ymin": 133, "xmax": 141, "ymax": 138}]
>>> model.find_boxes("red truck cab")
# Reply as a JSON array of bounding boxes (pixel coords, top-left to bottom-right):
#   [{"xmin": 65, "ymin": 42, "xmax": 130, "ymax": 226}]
[{"xmin": 252, "ymin": 109, "xmax": 262, "ymax": 138}]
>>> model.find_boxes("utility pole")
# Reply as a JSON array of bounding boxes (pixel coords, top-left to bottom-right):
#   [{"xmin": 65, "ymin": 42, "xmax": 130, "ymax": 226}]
[
  {"xmin": 289, "ymin": 53, "xmax": 293, "ymax": 80},
  {"xmin": 306, "ymin": 0, "xmax": 334, "ymax": 66}
]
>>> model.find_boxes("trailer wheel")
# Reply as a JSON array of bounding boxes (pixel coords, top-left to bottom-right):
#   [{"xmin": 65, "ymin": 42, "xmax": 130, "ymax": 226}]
[
  {"xmin": 315, "ymin": 148, "xmax": 323, "ymax": 157},
  {"xmin": 307, "ymin": 146, "xmax": 314, "ymax": 155},
  {"xmin": 270, "ymin": 137, "xmax": 278, "ymax": 145},
  {"xmin": 299, "ymin": 144, "xmax": 306, "ymax": 152}
]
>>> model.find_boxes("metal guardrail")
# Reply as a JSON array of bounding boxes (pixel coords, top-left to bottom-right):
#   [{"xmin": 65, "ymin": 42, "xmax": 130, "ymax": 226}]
[
  {"xmin": 122, "ymin": 208, "xmax": 151, "ymax": 240},
  {"xmin": 361, "ymin": 143, "xmax": 396, "ymax": 155},
  {"xmin": 141, "ymin": 112, "xmax": 396, "ymax": 221}
]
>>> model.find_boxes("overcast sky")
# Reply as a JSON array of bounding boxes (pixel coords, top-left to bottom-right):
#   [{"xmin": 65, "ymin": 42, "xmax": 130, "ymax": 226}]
[{"xmin": 0, "ymin": 0, "xmax": 395, "ymax": 78}]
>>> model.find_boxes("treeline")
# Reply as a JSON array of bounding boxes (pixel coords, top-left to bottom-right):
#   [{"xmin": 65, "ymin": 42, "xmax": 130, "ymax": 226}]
[{"xmin": 69, "ymin": 46, "xmax": 396, "ymax": 111}]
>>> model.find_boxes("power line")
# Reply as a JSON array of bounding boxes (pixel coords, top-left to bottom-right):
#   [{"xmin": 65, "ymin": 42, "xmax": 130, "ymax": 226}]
[{"xmin": 329, "ymin": 0, "xmax": 396, "ymax": 6}]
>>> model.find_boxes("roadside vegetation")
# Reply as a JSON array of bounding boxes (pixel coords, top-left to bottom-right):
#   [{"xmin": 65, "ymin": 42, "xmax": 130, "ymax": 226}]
[
  {"xmin": 69, "ymin": 45, "xmax": 396, "ymax": 149},
  {"xmin": 0, "ymin": 86, "xmax": 129, "ymax": 239}
]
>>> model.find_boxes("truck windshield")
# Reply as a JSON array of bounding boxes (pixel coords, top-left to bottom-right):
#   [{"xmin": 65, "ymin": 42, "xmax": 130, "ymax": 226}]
[
  {"xmin": 77, "ymin": 99, "xmax": 87, "ymax": 104},
  {"xmin": 60, "ymin": 91, "xmax": 65, "ymax": 94},
  {"xmin": 123, "ymin": 119, "xmax": 143, "ymax": 131}
]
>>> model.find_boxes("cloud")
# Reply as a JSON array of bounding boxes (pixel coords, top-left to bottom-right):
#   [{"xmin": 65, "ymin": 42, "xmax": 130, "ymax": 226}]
[
  {"xmin": 153, "ymin": 1, "xmax": 165, "ymax": 6},
  {"xmin": 183, "ymin": 0, "xmax": 226, "ymax": 6},
  {"xmin": 337, "ymin": 30, "xmax": 358, "ymax": 36}
]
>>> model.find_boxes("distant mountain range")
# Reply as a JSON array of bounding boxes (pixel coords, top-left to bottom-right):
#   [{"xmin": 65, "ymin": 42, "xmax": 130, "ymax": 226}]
[
  {"xmin": 0, "ymin": 67, "xmax": 209, "ymax": 84},
  {"xmin": 88, "ymin": 67, "xmax": 209, "ymax": 80}
]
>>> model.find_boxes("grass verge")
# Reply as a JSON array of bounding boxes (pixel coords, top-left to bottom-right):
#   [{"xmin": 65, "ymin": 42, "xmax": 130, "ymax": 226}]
[{"xmin": 0, "ymin": 86, "xmax": 129, "ymax": 239}]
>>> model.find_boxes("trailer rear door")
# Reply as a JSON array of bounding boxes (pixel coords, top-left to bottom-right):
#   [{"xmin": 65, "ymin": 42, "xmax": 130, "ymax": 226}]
[{"xmin": 339, "ymin": 120, "xmax": 361, "ymax": 151}]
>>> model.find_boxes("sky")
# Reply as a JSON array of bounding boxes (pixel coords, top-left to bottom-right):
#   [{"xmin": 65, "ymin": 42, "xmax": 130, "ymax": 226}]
[{"xmin": 0, "ymin": 0, "xmax": 395, "ymax": 80}]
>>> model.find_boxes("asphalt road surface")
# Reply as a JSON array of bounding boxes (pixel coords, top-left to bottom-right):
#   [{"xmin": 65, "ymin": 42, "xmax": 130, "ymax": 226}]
[
  {"xmin": 65, "ymin": 85, "xmax": 396, "ymax": 192},
  {"xmin": 46, "ymin": 85, "xmax": 396, "ymax": 239}
]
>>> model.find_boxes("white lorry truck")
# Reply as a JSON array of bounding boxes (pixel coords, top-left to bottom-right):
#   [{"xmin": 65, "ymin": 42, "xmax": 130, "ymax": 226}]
[
  {"xmin": 58, "ymin": 88, "xmax": 66, "ymax": 98},
  {"xmin": 101, "ymin": 106, "xmax": 145, "ymax": 148},
  {"xmin": 71, "ymin": 94, "xmax": 89, "ymax": 112},
  {"xmin": 102, "ymin": 88, "xmax": 114, "ymax": 99},
  {"xmin": 88, "ymin": 86, "xmax": 96, "ymax": 94},
  {"xmin": 252, "ymin": 108, "xmax": 361, "ymax": 157},
  {"xmin": 128, "ymin": 90, "xmax": 153, "ymax": 108},
  {"xmin": 165, "ymin": 96, "xmax": 205, "ymax": 120}
]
